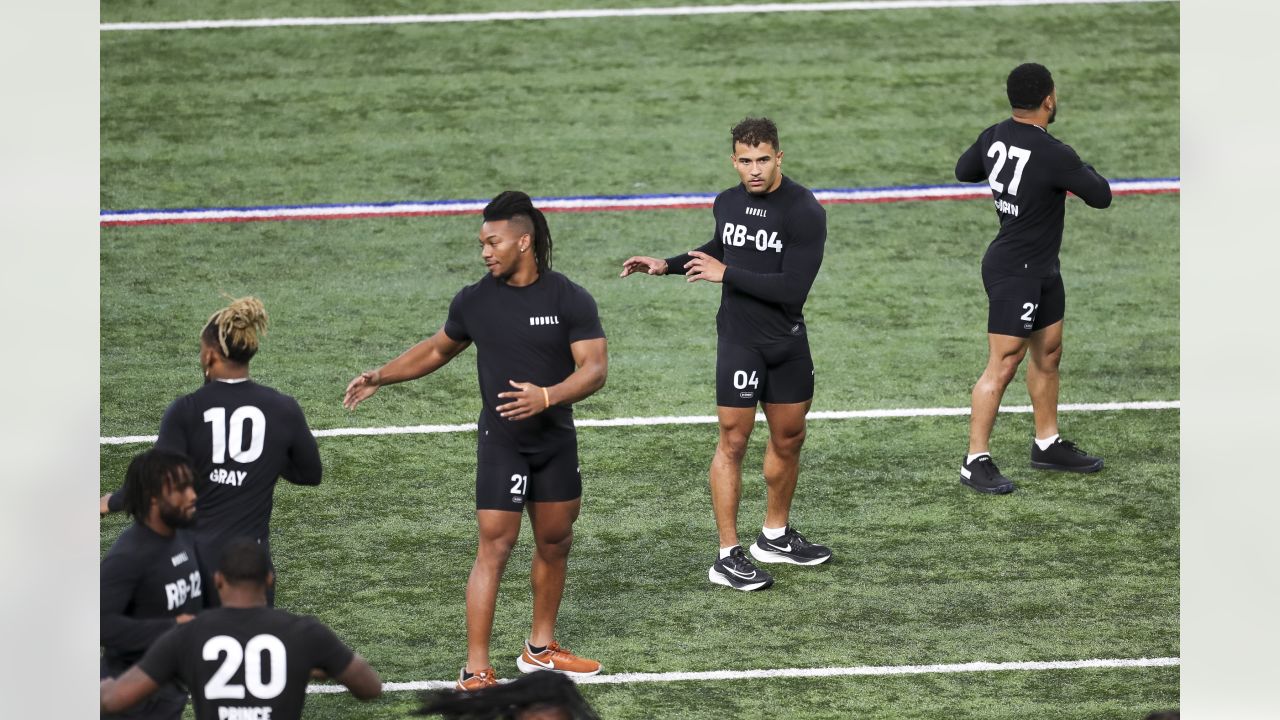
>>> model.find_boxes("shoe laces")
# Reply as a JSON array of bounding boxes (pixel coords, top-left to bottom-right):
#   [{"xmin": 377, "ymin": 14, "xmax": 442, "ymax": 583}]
[
  {"xmin": 723, "ymin": 547, "xmax": 757, "ymax": 571},
  {"xmin": 782, "ymin": 527, "xmax": 813, "ymax": 548},
  {"xmin": 1057, "ymin": 438, "xmax": 1086, "ymax": 455}
]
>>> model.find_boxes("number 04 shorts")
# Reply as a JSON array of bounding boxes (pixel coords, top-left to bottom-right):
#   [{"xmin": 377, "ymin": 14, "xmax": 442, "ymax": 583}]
[
  {"xmin": 475, "ymin": 433, "xmax": 582, "ymax": 511},
  {"xmin": 715, "ymin": 336, "xmax": 815, "ymax": 408}
]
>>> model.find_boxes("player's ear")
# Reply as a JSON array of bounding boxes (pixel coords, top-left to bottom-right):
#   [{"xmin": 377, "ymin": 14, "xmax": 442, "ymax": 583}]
[
  {"xmin": 266, "ymin": 570, "xmax": 276, "ymax": 588},
  {"xmin": 214, "ymin": 571, "xmax": 227, "ymax": 593}
]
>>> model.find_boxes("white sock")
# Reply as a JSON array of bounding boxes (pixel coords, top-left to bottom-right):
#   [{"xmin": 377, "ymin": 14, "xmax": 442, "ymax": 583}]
[
  {"xmin": 966, "ymin": 452, "xmax": 991, "ymax": 464},
  {"xmin": 762, "ymin": 525, "xmax": 787, "ymax": 540},
  {"xmin": 1035, "ymin": 434, "xmax": 1060, "ymax": 451},
  {"xmin": 718, "ymin": 545, "xmax": 740, "ymax": 559}
]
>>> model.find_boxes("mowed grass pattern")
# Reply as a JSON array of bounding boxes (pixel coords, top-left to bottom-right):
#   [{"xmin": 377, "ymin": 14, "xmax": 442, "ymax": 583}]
[{"xmin": 100, "ymin": 2, "xmax": 1179, "ymax": 718}]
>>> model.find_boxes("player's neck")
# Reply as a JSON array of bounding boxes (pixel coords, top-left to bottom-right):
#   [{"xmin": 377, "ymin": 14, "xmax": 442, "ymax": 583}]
[
  {"xmin": 143, "ymin": 512, "xmax": 176, "ymax": 538},
  {"xmin": 207, "ymin": 362, "xmax": 249, "ymax": 381},
  {"xmin": 1010, "ymin": 113, "xmax": 1048, "ymax": 130},
  {"xmin": 503, "ymin": 261, "xmax": 540, "ymax": 288},
  {"xmin": 219, "ymin": 587, "xmax": 269, "ymax": 608}
]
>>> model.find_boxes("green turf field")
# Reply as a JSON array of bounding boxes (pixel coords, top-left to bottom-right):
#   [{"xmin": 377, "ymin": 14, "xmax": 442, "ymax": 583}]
[{"xmin": 100, "ymin": 1, "xmax": 1179, "ymax": 717}]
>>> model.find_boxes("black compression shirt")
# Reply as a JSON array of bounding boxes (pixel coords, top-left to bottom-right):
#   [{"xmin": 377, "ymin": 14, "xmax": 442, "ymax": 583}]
[
  {"xmin": 955, "ymin": 118, "xmax": 1112, "ymax": 276},
  {"xmin": 100, "ymin": 524, "xmax": 203, "ymax": 675},
  {"xmin": 443, "ymin": 270, "xmax": 606, "ymax": 452},
  {"xmin": 665, "ymin": 176, "xmax": 826, "ymax": 345},
  {"xmin": 137, "ymin": 606, "xmax": 354, "ymax": 720}
]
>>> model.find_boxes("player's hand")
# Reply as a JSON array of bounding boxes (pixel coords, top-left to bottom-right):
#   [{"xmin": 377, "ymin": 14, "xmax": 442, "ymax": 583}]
[
  {"xmin": 175, "ymin": 614, "xmax": 196, "ymax": 624},
  {"xmin": 685, "ymin": 250, "xmax": 726, "ymax": 283},
  {"xmin": 496, "ymin": 380, "xmax": 548, "ymax": 421},
  {"xmin": 100, "ymin": 493, "xmax": 113, "ymax": 518},
  {"xmin": 343, "ymin": 370, "xmax": 381, "ymax": 411},
  {"xmin": 620, "ymin": 256, "xmax": 667, "ymax": 277}
]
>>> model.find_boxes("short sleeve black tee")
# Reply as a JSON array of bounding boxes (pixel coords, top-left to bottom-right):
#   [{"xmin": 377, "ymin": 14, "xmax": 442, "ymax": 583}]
[
  {"xmin": 443, "ymin": 270, "xmax": 605, "ymax": 452},
  {"xmin": 666, "ymin": 176, "xmax": 826, "ymax": 345},
  {"xmin": 100, "ymin": 524, "xmax": 203, "ymax": 675},
  {"xmin": 137, "ymin": 606, "xmax": 355, "ymax": 720},
  {"xmin": 155, "ymin": 379, "xmax": 322, "ymax": 551},
  {"xmin": 955, "ymin": 118, "xmax": 1112, "ymax": 276}
]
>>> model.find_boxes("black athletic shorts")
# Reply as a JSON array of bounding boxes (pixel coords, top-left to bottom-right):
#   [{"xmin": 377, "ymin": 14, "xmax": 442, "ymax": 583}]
[
  {"xmin": 716, "ymin": 336, "xmax": 815, "ymax": 408},
  {"xmin": 982, "ymin": 268, "xmax": 1066, "ymax": 337},
  {"xmin": 475, "ymin": 433, "xmax": 582, "ymax": 511}
]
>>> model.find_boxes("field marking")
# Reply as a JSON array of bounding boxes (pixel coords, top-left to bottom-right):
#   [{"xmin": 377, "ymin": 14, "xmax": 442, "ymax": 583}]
[
  {"xmin": 306, "ymin": 655, "xmax": 1180, "ymax": 693},
  {"xmin": 102, "ymin": 0, "xmax": 1174, "ymax": 32},
  {"xmin": 100, "ymin": 399, "xmax": 1179, "ymax": 445},
  {"xmin": 100, "ymin": 178, "xmax": 1178, "ymax": 228}
]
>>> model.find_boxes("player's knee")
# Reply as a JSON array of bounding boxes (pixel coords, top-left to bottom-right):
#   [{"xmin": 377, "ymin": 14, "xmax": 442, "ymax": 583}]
[
  {"xmin": 716, "ymin": 432, "xmax": 750, "ymax": 463},
  {"xmin": 769, "ymin": 426, "xmax": 807, "ymax": 457},
  {"xmin": 535, "ymin": 531, "xmax": 573, "ymax": 559},
  {"xmin": 477, "ymin": 531, "xmax": 518, "ymax": 559},
  {"xmin": 1035, "ymin": 345, "xmax": 1062, "ymax": 371}
]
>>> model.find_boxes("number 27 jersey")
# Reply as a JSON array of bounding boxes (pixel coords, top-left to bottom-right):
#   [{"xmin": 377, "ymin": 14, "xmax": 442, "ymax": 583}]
[{"xmin": 955, "ymin": 118, "xmax": 1111, "ymax": 277}]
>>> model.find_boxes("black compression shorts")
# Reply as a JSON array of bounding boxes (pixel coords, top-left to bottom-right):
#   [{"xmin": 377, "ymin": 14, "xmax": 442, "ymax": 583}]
[
  {"xmin": 982, "ymin": 269, "xmax": 1066, "ymax": 337},
  {"xmin": 475, "ymin": 434, "xmax": 582, "ymax": 511},
  {"xmin": 715, "ymin": 336, "xmax": 815, "ymax": 408}
]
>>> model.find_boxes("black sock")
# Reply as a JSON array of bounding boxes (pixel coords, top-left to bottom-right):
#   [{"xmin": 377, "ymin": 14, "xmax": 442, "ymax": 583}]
[
  {"xmin": 527, "ymin": 642, "xmax": 547, "ymax": 655},
  {"xmin": 461, "ymin": 669, "xmax": 474, "ymax": 680}
]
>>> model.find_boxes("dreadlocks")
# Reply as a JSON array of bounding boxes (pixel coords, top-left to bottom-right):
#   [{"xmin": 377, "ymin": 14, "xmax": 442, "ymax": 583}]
[
  {"xmin": 202, "ymin": 296, "xmax": 268, "ymax": 364},
  {"xmin": 483, "ymin": 190, "xmax": 553, "ymax": 273},
  {"xmin": 120, "ymin": 448, "xmax": 196, "ymax": 524},
  {"xmin": 413, "ymin": 670, "xmax": 599, "ymax": 720}
]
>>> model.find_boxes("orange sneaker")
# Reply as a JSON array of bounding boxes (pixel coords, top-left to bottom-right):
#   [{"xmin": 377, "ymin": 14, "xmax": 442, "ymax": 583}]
[
  {"xmin": 456, "ymin": 666, "xmax": 500, "ymax": 691},
  {"xmin": 516, "ymin": 641, "xmax": 602, "ymax": 678}
]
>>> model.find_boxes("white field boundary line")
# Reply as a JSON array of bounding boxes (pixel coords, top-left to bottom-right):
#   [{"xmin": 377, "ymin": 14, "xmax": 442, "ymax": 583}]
[
  {"xmin": 306, "ymin": 656, "xmax": 1180, "ymax": 694},
  {"xmin": 99, "ymin": 179, "xmax": 1179, "ymax": 227},
  {"xmin": 102, "ymin": 0, "xmax": 1176, "ymax": 32},
  {"xmin": 100, "ymin": 399, "xmax": 1179, "ymax": 445}
]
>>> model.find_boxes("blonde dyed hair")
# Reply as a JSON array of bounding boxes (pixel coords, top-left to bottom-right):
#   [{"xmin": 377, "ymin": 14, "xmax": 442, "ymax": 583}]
[{"xmin": 203, "ymin": 296, "xmax": 268, "ymax": 363}]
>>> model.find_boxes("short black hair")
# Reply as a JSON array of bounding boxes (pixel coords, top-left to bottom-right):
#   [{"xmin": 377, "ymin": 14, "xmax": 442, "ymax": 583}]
[
  {"xmin": 218, "ymin": 537, "xmax": 272, "ymax": 586},
  {"xmin": 1006, "ymin": 63, "xmax": 1054, "ymax": 110},
  {"xmin": 413, "ymin": 670, "xmax": 600, "ymax": 719},
  {"xmin": 731, "ymin": 117, "xmax": 780, "ymax": 152},
  {"xmin": 483, "ymin": 190, "xmax": 553, "ymax": 273},
  {"xmin": 121, "ymin": 448, "xmax": 195, "ymax": 524}
]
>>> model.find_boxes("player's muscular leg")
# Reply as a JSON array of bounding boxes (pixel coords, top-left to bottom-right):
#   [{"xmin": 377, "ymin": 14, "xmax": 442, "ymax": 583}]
[
  {"xmin": 1026, "ymin": 321, "xmax": 1063, "ymax": 439},
  {"xmin": 526, "ymin": 499, "xmax": 580, "ymax": 647},
  {"xmin": 762, "ymin": 400, "xmax": 811, "ymax": 528},
  {"xmin": 711, "ymin": 406, "xmax": 757, "ymax": 548},
  {"xmin": 466, "ymin": 509, "xmax": 521, "ymax": 671},
  {"xmin": 969, "ymin": 333, "xmax": 1029, "ymax": 454}
]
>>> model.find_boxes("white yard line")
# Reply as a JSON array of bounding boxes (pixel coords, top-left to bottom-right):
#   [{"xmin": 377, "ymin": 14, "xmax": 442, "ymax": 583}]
[
  {"xmin": 306, "ymin": 655, "xmax": 1180, "ymax": 693},
  {"xmin": 101, "ymin": 0, "xmax": 1175, "ymax": 32},
  {"xmin": 100, "ymin": 399, "xmax": 1179, "ymax": 445}
]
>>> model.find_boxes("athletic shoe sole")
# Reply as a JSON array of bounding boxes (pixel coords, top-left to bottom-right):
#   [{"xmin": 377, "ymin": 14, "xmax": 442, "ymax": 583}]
[
  {"xmin": 515, "ymin": 655, "xmax": 602, "ymax": 678},
  {"xmin": 1030, "ymin": 458, "xmax": 1104, "ymax": 473},
  {"xmin": 959, "ymin": 470, "xmax": 1015, "ymax": 494},
  {"xmin": 749, "ymin": 543, "xmax": 832, "ymax": 566},
  {"xmin": 707, "ymin": 566, "xmax": 773, "ymax": 591}
]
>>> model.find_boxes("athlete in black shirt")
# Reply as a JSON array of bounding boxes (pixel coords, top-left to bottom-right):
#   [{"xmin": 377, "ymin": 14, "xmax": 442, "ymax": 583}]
[
  {"xmin": 621, "ymin": 117, "xmax": 832, "ymax": 592},
  {"xmin": 954, "ymin": 63, "xmax": 1112, "ymax": 494},
  {"xmin": 100, "ymin": 448, "xmax": 202, "ymax": 720},
  {"xmin": 102, "ymin": 297, "xmax": 323, "ymax": 605},
  {"xmin": 344, "ymin": 191, "xmax": 608, "ymax": 689},
  {"xmin": 101, "ymin": 538, "xmax": 381, "ymax": 719}
]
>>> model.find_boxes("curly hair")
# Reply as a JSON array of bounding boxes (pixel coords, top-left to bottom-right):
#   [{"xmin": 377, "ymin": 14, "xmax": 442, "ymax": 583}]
[
  {"xmin": 120, "ymin": 448, "xmax": 195, "ymax": 524},
  {"xmin": 731, "ymin": 116, "xmax": 780, "ymax": 151},
  {"xmin": 1006, "ymin": 63, "xmax": 1055, "ymax": 110}
]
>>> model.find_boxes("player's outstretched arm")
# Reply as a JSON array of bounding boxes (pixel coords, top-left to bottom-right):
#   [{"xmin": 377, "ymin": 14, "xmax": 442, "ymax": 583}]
[
  {"xmin": 619, "ymin": 256, "xmax": 668, "ymax": 277},
  {"xmin": 335, "ymin": 653, "xmax": 383, "ymax": 700},
  {"xmin": 343, "ymin": 328, "xmax": 471, "ymax": 410},
  {"xmin": 496, "ymin": 338, "xmax": 608, "ymax": 421},
  {"xmin": 100, "ymin": 667, "xmax": 160, "ymax": 714}
]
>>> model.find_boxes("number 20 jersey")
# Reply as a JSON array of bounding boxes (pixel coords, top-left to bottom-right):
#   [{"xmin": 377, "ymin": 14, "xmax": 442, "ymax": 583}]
[{"xmin": 955, "ymin": 118, "xmax": 1112, "ymax": 277}]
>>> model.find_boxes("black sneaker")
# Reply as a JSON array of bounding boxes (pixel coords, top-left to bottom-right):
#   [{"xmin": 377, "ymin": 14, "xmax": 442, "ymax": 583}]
[
  {"xmin": 960, "ymin": 454, "xmax": 1016, "ymax": 494},
  {"xmin": 708, "ymin": 546, "xmax": 774, "ymax": 591},
  {"xmin": 749, "ymin": 526, "xmax": 833, "ymax": 566},
  {"xmin": 1031, "ymin": 437, "xmax": 1104, "ymax": 473}
]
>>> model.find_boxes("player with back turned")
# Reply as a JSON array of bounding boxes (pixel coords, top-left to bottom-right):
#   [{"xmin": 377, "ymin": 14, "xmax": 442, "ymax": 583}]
[
  {"xmin": 621, "ymin": 117, "xmax": 832, "ymax": 592},
  {"xmin": 102, "ymin": 297, "xmax": 323, "ymax": 605},
  {"xmin": 100, "ymin": 538, "xmax": 382, "ymax": 719},
  {"xmin": 954, "ymin": 63, "xmax": 1113, "ymax": 494},
  {"xmin": 100, "ymin": 448, "xmax": 203, "ymax": 720}
]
